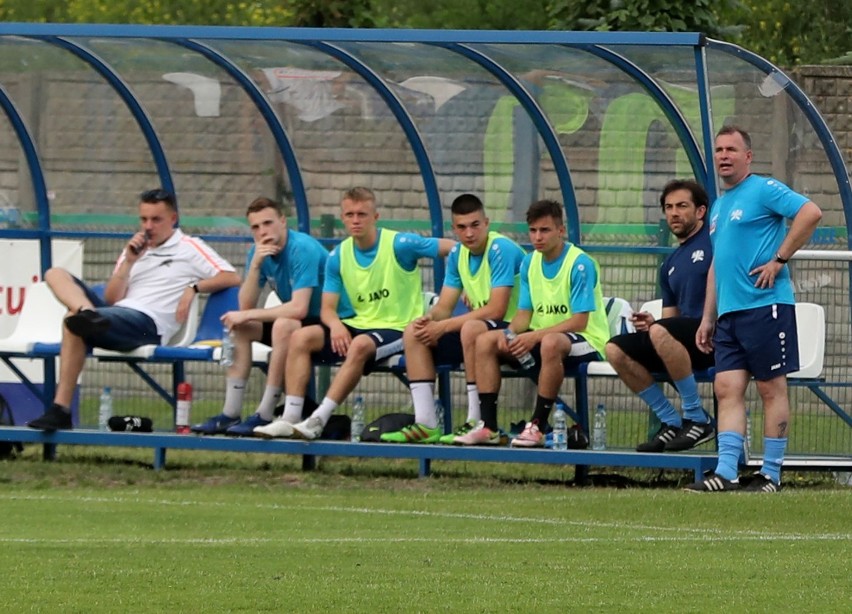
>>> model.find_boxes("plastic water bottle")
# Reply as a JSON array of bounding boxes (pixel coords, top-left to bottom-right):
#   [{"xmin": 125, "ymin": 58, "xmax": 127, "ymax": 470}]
[
  {"xmin": 98, "ymin": 386, "xmax": 113, "ymax": 431},
  {"xmin": 744, "ymin": 408, "xmax": 752, "ymax": 458},
  {"xmin": 220, "ymin": 325, "xmax": 235, "ymax": 367},
  {"xmin": 592, "ymin": 403, "xmax": 607, "ymax": 450},
  {"xmin": 552, "ymin": 403, "xmax": 568, "ymax": 451},
  {"xmin": 503, "ymin": 329, "xmax": 535, "ymax": 369},
  {"xmin": 434, "ymin": 398, "xmax": 444, "ymax": 434},
  {"xmin": 350, "ymin": 395, "xmax": 365, "ymax": 442}
]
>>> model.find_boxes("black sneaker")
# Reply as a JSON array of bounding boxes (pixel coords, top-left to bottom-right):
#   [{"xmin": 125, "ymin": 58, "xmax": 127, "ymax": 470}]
[
  {"xmin": 64, "ymin": 309, "xmax": 110, "ymax": 337},
  {"xmin": 742, "ymin": 472, "xmax": 781, "ymax": 493},
  {"xmin": 636, "ymin": 423, "xmax": 679, "ymax": 452},
  {"xmin": 664, "ymin": 419, "xmax": 715, "ymax": 451},
  {"xmin": 683, "ymin": 472, "xmax": 740, "ymax": 492},
  {"xmin": 27, "ymin": 404, "xmax": 73, "ymax": 431}
]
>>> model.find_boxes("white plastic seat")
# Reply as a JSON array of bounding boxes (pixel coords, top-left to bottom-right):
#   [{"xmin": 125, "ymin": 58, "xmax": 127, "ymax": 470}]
[
  {"xmin": 789, "ymin": 302, "xmax": 825, "ymax": 379},
  {"xmin": 0, "ymin": 282, "xmax": 67, "ymax": 353}
]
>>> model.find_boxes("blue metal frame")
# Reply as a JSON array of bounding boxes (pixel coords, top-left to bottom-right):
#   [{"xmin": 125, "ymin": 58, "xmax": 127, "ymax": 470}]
[
  {"xmin": 171, "ymin": 38, "xmax": 311, "ymax": 232},
  {"xmin": 37, "ymin": 36, "xmax": 175, "ymax": 201},
  {"xmin": 693, "ymin": 45, "xmax": 718, "ymax": 202},
  {"xmin": 0, "ymin": 24, "xmax": 705, "ymax": 46}
]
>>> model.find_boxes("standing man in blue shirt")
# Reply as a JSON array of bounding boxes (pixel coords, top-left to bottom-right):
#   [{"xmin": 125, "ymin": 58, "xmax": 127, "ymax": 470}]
[
  {"xmin": 191, "ymin": 197, "xmax": 328, "ymax": 436},
  {"xmin": 607, "ymin": 179, "xmax": 715, "ymax": 452},
  {"xmin": 689, "ymin": 125, "xmax": 822, "ymax": 493}
]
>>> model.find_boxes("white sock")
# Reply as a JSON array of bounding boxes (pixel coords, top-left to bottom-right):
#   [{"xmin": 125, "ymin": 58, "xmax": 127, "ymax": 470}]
[
  {"xmin": 281, "ymin": 395, "xmax": 304, "ymax": 423},
  {"xmin": 410, "ymin": 381, "xmax": 437, "ymax": 428},
  {"xmin": 313, "ymin": 397, "xmax": 338, "ymax": 425},
  {"xmin": 222, "ymin": 378, "xmax": 247, "ymax": 418},
  {"xmin": 466, "ymin": 383, "xmax": 480, "ymax": 423},
  {"xmin": 255, "ymin": 386, "xmax": 282, "ymax": 421}
]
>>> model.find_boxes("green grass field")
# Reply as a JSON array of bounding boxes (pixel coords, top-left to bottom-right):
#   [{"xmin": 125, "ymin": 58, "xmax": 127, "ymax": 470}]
[{"xmin": 2, "ymin": 447, "xmax": 850, "ymax": 612}]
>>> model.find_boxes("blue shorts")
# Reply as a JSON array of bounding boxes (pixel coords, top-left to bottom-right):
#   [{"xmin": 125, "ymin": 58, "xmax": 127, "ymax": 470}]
[
  {"xmin": 73, "ymin": 278, "xmax": 160, "ymax": 352},
  {"xmin": 714, "ymin": 304, "xmax": 799, "ymax": 381},
  {"xmin": 430, "ymin": 319, "xmax": 507, "ymax": 367},
  {"xmin": 312, "ymin": 323, "xmax": 403, "ymax": 375}
]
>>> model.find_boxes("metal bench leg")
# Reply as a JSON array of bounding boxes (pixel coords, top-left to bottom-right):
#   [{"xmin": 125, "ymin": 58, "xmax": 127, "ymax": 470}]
[
  {"xmin": 419, "ymin": 457, "xmax": 431, "ymax": 478},
  {"xmin": 153, "ymin": 447, "xmax": 166, "ymax": 470},
  {"xmin": 302, "ymin": 454, "xmax": 316, "ymax": 471}
]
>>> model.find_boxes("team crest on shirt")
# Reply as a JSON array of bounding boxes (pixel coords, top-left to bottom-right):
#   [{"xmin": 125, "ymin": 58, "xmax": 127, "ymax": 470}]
[
  {"xmin": 691, "ymin": 250, "xmax": 705, "ymax": 263},
  {"xmin": 730, "ymin": 209, "xmax": 743, "ymax": 221}
]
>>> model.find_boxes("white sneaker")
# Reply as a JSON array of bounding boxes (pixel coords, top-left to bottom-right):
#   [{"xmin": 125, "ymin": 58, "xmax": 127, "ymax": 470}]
[
  {"xmin": 253, "ymin": 418, "xmax": 295, "ymax": 439},
  {"xmin": 292, "ymin": 416, "xmax": 325, "ymax": 440}
]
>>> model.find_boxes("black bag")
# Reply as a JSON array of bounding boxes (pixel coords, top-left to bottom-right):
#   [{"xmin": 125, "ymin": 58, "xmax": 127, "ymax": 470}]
[
  {"xmin": 0, "ymin": 392, "xmax": 24, "ymax": 459},
  {"xmin": 359, "ymin": 412, "xmax": 415, "ymax": 443}
]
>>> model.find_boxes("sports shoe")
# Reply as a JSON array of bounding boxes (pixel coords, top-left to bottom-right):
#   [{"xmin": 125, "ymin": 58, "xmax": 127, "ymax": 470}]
[
  {"xmin": 511, "ymin": 421, "xmax": 544, "ymax": 448},
  {"xmin": 225, "ymin": 413, "xmax": 270, "ymax": 437},
  {"xmin": 664, "ymin": 419, "xmax": 716, "ymax": 451},
  {"xmin": 64, "ymin": 309, "xmax": 110, "ymax": 337},
  {"xmin": 291, "ymin": 416, "xmax": 325, "ymax": 440},
  {"xmin": 683, "ymin": 472, "xmax": 740, "ymax": 492},
  {"xmin": 454, "ymin": 421, "xmax": 501, "ymax": 446},
  {"xmin": 438, "ymin": 421, "xmax": 475, "ymax": 445},
  {"xmin": 380, "ymin": 423, "xmax": 441, "ymax": 444},
  {"xmin": 190, "ymin": 413, "xmax": 241, "ymax": 435},
  {"xmin": 636, "ymin": 423, "xmax": 680, "ymax": 452},
  {"xmin": 253, "ymin": 418, "xmax": 295, "ymax": 439},
  {"xmin": 742, "ymin": 472, "xmax": 782, "ymax": 493},
  {"xmin": 27, "ymin": 404, "xmax": 73, "ymax": 431}
]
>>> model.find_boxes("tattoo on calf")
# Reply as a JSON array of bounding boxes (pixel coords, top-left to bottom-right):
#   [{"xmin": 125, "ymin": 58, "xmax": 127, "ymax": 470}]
[{"xmin": 778, "ymin": 421, "xmax": 788, "ymax": 437}]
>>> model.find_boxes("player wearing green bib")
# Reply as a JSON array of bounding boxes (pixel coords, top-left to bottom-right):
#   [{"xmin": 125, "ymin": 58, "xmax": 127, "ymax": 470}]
[
  {"xmin": 471, "ymin": 200, "xmax": 609, "ymax": 448},
  {"xmin": 380, "ymin": 194, "xmax": 525, "ymax": 445},
  {"xmin": 254, "ymin": 187, "xmax": 454, "ymax": 440}
]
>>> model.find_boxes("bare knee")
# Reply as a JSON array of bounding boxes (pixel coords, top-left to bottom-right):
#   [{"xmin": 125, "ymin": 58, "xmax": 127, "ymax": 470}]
[
  {"xmin": 271, "ymin": 317, "xmax": 300, "ymax": 345},
  {"xmin": 345, "ymin": 335, "xmax": 376, "ymax": 365},
  {"xmin": 44, "ymin": 267, "xmax": 71, "ymax": 288},
  {"xmin": 460, "ymin": 320, "xmax": 487, "ymax": 346},
  {"xmin": 539, "ymin": 333, "xmax": 565, "ymax": 361}
]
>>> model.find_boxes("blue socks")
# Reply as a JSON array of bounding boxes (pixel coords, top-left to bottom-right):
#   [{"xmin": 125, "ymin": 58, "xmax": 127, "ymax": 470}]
[
  {"xmin": 715, "ymin": 431, "xmax": 745, "ymax": 481},
  {"xmin": 639, "ymin": 384, "xmax": 682, "ymax": 428},
  {"xmin": 761, "ymin": 437, "xmax": 787, "ymax": 484},
  {"xmin": 674, "ymin": 375, "xmax": 708, "ymax": 423}
]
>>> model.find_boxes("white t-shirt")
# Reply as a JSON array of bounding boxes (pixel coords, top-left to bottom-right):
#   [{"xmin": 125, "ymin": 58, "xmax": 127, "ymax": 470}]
[{"xmin": 113, "ymin": 228, "xmax": 235, "ymax": 340}]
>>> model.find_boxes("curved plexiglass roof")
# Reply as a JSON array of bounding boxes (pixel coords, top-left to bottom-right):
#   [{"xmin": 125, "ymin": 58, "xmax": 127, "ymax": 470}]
[{"xmin": 0, "ymin": 24, "xmax": 849, "ymax": 254}]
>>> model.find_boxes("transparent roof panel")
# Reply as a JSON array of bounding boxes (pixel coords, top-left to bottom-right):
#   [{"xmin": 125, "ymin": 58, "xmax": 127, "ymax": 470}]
[
  {"xmin": 706, "ymin": 46, "xmax": 845, "ymax": 246},
  {"xmin": 199, "ymin": 38, "xmax": 431, "ymax": 229},
  {"xmin": 0, "ymin": 36, "xmax": 160, "ymax": 228}
]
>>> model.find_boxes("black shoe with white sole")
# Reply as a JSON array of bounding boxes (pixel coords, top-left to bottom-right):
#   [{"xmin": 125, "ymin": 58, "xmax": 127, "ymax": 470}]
[
  {"xmin": 664, "ymin": 419, "xmax": 715, "ymax": 451},
  {"xmin": 636, "ymin": 423, "xmax": 679, "ymax": 453},
  {"xmin": 683, "ymin": 472, "xmax": 740, "ymax": 492}
]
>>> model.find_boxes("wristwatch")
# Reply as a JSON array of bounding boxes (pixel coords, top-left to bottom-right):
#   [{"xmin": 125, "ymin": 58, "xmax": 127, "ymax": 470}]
[{"xmin": 774, "ymin": 253, "xmax": 789, "ymax": 264}]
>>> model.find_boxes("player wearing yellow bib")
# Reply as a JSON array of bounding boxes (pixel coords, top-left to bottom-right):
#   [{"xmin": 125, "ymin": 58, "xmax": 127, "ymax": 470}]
[
  {"xmin": 471, "ymin": 199, "xmax": 609, "ymax": 448},
  {"xmin": 254, "ymin": 187, "xmax": 454, "ymax": 440},
  {"xmin": 380, "ymin": 194, "xmax": 526, "ymax": 444}
]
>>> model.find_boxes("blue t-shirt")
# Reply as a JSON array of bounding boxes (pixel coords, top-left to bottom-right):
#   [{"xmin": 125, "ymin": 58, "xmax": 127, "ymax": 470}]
[
  {"xmin": 518, "ymin": 243, "xmax": 598, "ymax": 314},
  {"xmin": 709, "ymin": 174, "xmax": 809, "ymax": 315},
  {"xmin": 443, "ymin": 235, "xmax": 526, "ymax": 290},
  {"xmin": 660, "ymin": 224, "xmax": 712, "ymax": 319},
  {"xmin": 324, "ymin": 229, "xmax": 442, "ymax": 318},
  {"xmin": 248, "ymin": 229, "xmax": 327, "ymax": 318}
]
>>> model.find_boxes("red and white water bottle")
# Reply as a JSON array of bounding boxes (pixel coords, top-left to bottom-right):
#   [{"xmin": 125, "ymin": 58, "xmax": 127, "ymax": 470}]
[{"xmin": 175, "ymin": 382, "xmax": 192, "ymax": 434}]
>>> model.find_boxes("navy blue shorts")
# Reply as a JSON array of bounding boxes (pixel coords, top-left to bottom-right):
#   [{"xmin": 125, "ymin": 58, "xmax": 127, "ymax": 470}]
[
  {"xmin": 430, "ymin": 319, "xmax": 507, "ymax": 367},
  {"xmin": 714, "ymin": 304, "xmax": 799, "ymax": 381},
  {"xmin": 73, "ymin": 278, "xmax": 160, "ymax": 352},
  {"xmin": 608, "ymin": 316, "xmax": 715, "ymax": 374},
  {"xmin": 260, "ymin": 316, "xmax": 321, "ymax": 346},
  {"xmin": 312, "ymin": 323, "xmax": 403, "ymax": 375}
]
